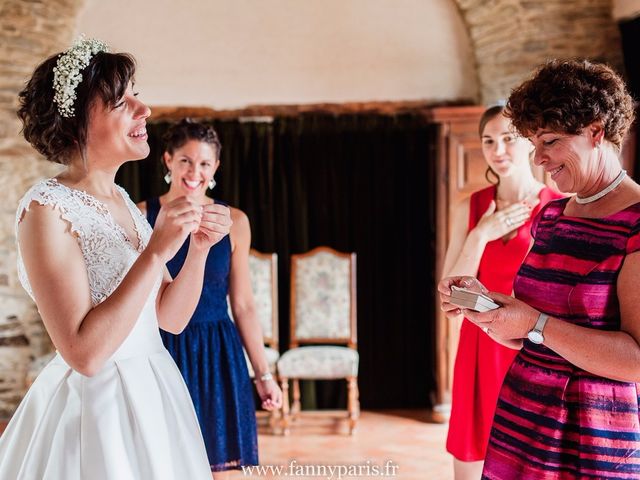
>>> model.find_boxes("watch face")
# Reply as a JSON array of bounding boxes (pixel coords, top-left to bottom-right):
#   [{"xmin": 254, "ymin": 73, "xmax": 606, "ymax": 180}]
[{"xmin": 528, "ymin": 330, "xmax": 544, "ymax": 344}]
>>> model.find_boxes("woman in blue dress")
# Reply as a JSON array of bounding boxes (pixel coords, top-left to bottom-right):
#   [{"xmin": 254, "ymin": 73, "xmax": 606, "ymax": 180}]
[{"xmin": 138, "ymin": 119, "xmax": 282, "ymax": 478}]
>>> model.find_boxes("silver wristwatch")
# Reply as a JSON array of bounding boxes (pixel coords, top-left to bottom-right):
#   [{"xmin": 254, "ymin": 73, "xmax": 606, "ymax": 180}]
[{"xmin": 527, "ymin": 313, "xmax": 549, "ymax": 344}]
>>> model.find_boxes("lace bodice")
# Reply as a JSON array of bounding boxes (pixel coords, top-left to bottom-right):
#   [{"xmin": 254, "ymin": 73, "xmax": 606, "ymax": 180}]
[{"xmin": 15, "ymin": 178, "xmax": 153, "ymax": 306}]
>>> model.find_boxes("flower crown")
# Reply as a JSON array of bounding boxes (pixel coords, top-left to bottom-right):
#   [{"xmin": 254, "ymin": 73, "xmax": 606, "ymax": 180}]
[{"xmin": 52, "ymin": 36, "xmax": 110, "ymax": 118}]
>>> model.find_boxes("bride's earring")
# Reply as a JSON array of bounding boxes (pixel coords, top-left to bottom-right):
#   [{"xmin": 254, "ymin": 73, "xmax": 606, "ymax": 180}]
[
  {"xmin": 208, "ymin": 177, "xmax": 216, "ymax": 190},
  {"xmin": 164, "ymin": 171, "xmax": 172, "ymax": 184}
]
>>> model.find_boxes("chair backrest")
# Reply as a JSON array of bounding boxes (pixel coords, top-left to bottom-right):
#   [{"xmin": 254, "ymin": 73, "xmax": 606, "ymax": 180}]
[
  {"xmin": 248, "ymin": 249, "xmax": 279, "ymax": 350},
  {"xmin": 290, "ymin": 246, "xmax": 357, "ymax": 348}
]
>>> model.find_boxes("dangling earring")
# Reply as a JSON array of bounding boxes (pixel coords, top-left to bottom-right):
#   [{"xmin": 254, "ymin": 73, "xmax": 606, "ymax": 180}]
[
  {"xmin": 208, "ymin": 177, "xmax": 216, "ymax": 190},
  {"xmin": 164, "ymin": 171, "xmax": 172, "ymax": 184}
]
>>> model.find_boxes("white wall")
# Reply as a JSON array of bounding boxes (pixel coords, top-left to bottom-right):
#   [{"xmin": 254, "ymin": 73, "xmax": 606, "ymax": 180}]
[
  {"xmin": 613, "ymin": 0, "xmax": 640, "ymax": 20},
  {"xmin": 76, "ymin": 0, "xmax": 477, "ymax": 109}
]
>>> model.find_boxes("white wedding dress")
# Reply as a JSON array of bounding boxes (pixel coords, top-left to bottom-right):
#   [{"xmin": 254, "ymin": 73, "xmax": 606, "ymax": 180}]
[{"xmin": 0, "ymin": 178, "xmax": 212, "ymax": 479}]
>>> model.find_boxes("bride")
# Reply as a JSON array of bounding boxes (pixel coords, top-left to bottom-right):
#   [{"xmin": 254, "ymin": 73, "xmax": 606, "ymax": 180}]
[{"xmin": 0, "ymin": 38, "xmax": 230, "ymax": 479}]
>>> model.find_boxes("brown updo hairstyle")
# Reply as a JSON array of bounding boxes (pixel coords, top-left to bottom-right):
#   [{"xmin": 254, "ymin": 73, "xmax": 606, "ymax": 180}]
[
  {"xmin": 163, "ymin": 118, "xmax": 222, "ymax": 160},
  {"xmin": 17, "ymin": 50, "xmax": 136, "ymax": 164},
  {"xmin": 479, "ymin": 105, "xmax": 506, "ymax": 185},
  {"xmin": 505, "ymin": 59, "xmax": 635, "ymax": 151}
]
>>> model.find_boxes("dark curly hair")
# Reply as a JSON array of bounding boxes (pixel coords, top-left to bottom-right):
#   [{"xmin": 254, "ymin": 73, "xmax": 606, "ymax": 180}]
[
  {"xmin": 505, "ymin": 59, "xmax": 635, "ymax": 150},
  {"xmin": 163, "ymin": 118, "xmax": 222, "ymax": 160},
  {"xmin": 17, "ymin": 50, "xmax": 136, "ymax": 164}
]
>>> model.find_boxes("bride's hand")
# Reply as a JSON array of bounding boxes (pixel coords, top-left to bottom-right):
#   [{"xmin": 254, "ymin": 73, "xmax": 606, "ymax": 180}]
[{"xmin": 147, "ymin": 197, "xmax": 202, "ymax": 262}]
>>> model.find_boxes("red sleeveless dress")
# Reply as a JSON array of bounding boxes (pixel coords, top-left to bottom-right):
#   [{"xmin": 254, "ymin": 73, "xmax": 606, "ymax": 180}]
[{"xmin": 446, "ymin": 185, "xmax": 562, "ymax": 461}]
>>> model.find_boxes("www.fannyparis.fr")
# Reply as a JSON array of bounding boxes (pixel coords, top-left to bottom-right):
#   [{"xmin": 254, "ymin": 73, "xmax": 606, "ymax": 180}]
[{"xmin": 241, "ymin": 459, "xmax": 399, "ymax": 479}]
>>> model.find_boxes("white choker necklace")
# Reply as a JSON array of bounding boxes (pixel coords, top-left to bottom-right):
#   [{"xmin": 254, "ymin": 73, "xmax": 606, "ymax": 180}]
[{"xmin": 575, "ymin": 170, "xmax": 626, "ymax": 204}]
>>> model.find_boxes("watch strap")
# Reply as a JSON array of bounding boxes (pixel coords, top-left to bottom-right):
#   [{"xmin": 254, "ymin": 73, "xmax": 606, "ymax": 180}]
[{"xmin": 533, "ymin": 313, "xmax": 549, "ymax": 334}]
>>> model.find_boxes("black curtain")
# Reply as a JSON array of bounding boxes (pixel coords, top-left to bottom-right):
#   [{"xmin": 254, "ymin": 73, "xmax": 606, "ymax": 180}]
[
  {"xmin": 619, "ymin": 16, "xmax": 640, "ymax": 179},
  {"xmin": 116, "ymin": 113, "xmax": 438, "ymax": 409}
]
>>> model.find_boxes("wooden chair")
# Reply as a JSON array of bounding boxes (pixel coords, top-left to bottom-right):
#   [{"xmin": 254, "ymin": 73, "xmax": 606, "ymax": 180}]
[
  {"xmin": 277, "ymin": 246, "xmax": 359, "ymax": 435},
  {"xmin": 245, "ymin": 249, "xmax": 280, "ymax": 430}
]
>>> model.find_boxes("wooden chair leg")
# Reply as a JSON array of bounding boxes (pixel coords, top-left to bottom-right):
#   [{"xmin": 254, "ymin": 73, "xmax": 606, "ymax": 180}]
[
  {"xmin": 280, "ymin": 378, "xmax": 291, "ymax": 436},
  {"xmin": 268, "ymin": 402, "xmax": 281, "ymax": 435},
  {"xmin": 292, "ymin": 378, "xmax": 301, "ymax": 420},
  {"xmin": 347, "ymin": 376, "xmax": 360, "ymax": 435}
]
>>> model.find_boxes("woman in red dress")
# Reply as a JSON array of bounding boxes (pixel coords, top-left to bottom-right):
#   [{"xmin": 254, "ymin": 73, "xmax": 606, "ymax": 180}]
[{"xmin": 442, "ymin": 105, "xmax": 562, "ymax": 480}]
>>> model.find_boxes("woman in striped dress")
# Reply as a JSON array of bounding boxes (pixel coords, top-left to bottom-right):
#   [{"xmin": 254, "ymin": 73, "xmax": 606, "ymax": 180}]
[
  {"xmin": 443, "ymin": 106, "xmax": 560, "ymax": 480},
  {"xmin": 439, "ymin": 59, "xmax": 640, "ymax": 479}
]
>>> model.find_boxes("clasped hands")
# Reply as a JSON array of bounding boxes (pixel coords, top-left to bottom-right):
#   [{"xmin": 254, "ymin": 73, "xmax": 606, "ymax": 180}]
[
  {"xmin": 148, "ymin": 196, "xmax": 232, "ymax": 261},
  {"xmin": 190, "ymin": 201, "xmax": 232, "ymax": 250},
  {"xmin": 438, "ymin": 276, "xmax": 539, "ymax": 341}
]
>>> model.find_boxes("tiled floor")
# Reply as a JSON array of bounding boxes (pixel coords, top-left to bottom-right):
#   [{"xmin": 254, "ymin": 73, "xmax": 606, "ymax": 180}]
[
  {"xmin": 0, "ymin": 409, "xmax": 452, "ymax": 479},
  {"xmin": 231, "ymin": 409, "xmax": 452, "ymax": 479}
]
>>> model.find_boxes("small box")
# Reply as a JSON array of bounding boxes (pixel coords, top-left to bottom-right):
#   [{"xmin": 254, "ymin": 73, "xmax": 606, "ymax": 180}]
[{"xmin": 450, "ymin": 286, "xmax": 500, "ymax": 312}]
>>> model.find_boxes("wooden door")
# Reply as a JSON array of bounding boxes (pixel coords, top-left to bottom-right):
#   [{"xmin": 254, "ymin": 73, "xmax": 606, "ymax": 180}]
[{"xmin": 429, "ymin": 106, "xmax": 487, "ymax": 410}]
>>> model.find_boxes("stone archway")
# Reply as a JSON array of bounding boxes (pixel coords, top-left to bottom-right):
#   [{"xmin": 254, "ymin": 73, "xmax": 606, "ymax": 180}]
[
  {"xmin": 453, "ymin": 0, "xmax": 622, "ymax": 104},
  {"xmin": 0, "ymin": 0, "xmax": 84, "ymax": 416}
]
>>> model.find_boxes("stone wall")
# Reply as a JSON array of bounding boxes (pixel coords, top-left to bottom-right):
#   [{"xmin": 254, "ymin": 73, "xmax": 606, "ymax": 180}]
[
  {"xmin": 454, "ymin": 0, "xmax": 623, "ymax": 104},
  {"xmin": 0, "ymin": 0, "xmax": 83, "ymax": 416}
]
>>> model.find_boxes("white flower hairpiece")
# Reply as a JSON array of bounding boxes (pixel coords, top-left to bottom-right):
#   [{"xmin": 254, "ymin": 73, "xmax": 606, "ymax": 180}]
[{"xmin": 52, "ymin": 36, "xmax": 110, "ymax": 118}]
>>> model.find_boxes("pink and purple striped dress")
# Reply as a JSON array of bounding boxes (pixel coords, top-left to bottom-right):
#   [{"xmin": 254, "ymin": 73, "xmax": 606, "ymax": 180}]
[{"xmin": 482, "ymin": 197, "xmax": 640, "ymax": 479}]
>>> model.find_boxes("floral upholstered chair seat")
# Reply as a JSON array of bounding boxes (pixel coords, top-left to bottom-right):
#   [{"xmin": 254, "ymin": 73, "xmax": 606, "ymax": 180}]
[{"xmin": 277, "ymin": 346, "xmax": 358, "ymax": 379}]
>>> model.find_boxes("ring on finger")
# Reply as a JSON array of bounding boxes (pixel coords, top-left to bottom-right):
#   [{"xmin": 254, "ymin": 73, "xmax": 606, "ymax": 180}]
[
  {"xmin": 482, "ymin": 326, "xmax": 490, "ymax": 334},
  {"xmin": 505, "ymin": 218, "xmax": 512, "ymax": 227}
]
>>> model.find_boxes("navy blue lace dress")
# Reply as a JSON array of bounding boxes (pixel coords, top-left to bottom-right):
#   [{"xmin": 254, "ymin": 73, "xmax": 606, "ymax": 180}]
[{"xmin": 146, "ymin": 197, "xmax": 258, "ymax": 472}]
